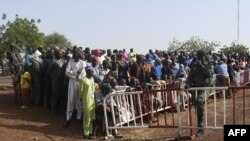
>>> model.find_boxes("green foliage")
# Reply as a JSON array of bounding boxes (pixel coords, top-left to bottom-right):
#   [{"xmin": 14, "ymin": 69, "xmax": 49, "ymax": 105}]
[
  {"xmin": 167, "ymin": 38, "xmax": 182, "ymax": 52},
  {"xmin": 0, "ymin": 43, "xmax": 7, "ymax": 58},
  {"xmin": 221, "ymin": 42, "xmax": 249, "ymax": 55},
  {"xmin": 43, "ymin": 32, "xmax": 71, "ymax": 49},
  {"xmin": 168, "ymin": 36, "xmax": 220, "ymax": 53},
  {"xmin": 3, "ymin": 16, "xmax": 44, "ymax": 51}
]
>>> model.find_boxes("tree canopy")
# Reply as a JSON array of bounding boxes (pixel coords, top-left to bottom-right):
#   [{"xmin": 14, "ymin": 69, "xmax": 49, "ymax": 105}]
[
  {"xmin": 167, "ymin": 36, "xmax": 220, "ymax": 53},
  {"xmin": 221, "ymin": 42, "xmax": 249, "ymax": 55},
  {"xmin": 43, "ymin": 32, "xmax": 71, "ymax": 49},
  {"xmin": 2, "ymin": 15, "xmax": 44, "ymax": 51}
]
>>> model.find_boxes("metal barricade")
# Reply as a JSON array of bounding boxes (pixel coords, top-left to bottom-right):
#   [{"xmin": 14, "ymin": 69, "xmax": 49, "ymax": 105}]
[
  {"xmin": 177, "ymin": 86, "xmax": 250, "ymax": 139},
  {"xmin": 229, "ymin": 86, "xmax": 250, "ymax": 125},
  {"xmin": 103, "ymin": 83, "xmax": 182, "ymax": 139},
  {"xmin": 103, "ymin": 91, "xmax": 148, "ymax": 139}
]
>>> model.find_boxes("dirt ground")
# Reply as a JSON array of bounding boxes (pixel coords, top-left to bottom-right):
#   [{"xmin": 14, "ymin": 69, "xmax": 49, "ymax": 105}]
[{"xmin": 0, "ymin": 87, "xmax": 249, "ymax": 141}]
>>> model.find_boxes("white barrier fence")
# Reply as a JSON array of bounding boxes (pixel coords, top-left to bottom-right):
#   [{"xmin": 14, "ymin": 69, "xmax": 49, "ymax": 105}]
[
  {"xmin": 177, "ymin": 87, "xmax": 228, "ymax": 132},
  {"xmin": 102, "ymin": 82, "xmax": 184, "ymax": 139},
  {"xmin": 103, "ymin": 91, "xmax": 147, "ymax": 139},
  {"xmin": 177, "ymin": 86, "xmax": 250, "ymax": 139}
]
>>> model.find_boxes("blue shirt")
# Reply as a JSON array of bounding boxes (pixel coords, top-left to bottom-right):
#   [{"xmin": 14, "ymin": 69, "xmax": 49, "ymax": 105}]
[
  {"xmin": 151, "ymin": 65, "xmax": 162, "ymax": 80},
  {"xmin": 215, "ymin": 63, "xmax": 229, "ymax": 76},
  {"xmin": 25, "ymin": 53, "xmax": 34, "ymax": 67}
]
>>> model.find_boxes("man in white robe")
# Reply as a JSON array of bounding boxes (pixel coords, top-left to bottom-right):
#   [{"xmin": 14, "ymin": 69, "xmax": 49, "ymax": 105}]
[{"xmin": 64, "ymin": 48, "xmax": 86, "ymax": 127}]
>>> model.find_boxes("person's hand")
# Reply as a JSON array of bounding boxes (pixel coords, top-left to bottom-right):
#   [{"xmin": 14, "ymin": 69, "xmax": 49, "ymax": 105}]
[
  {"xmin": 77, "ymin": 71, "xmax": 81, "ymax": 75},
  {"xmin": 77, "ymin": 68, "xmax": 83, "ymax": 74}
]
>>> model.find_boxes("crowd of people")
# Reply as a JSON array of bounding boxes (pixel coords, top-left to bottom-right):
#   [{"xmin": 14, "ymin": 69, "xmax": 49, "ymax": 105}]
[{"xmin": 5, "ymin": 44, "xmax": 250, "ymax": 139}]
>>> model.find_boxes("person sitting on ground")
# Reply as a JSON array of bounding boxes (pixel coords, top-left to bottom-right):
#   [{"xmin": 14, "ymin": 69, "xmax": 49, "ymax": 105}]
[{"xmin": 95, "ymin": 83, "xmax": 123, "ymax": 138}]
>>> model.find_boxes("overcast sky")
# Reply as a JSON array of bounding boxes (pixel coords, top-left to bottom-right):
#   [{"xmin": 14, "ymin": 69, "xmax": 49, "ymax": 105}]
[{"xmin": 1, "ymin": 0, "xmax": 249, "ymax": 54}]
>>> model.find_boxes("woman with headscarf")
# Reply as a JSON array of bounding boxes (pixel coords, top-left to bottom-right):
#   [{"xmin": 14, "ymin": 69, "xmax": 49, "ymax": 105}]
[
  {"xmin": 175, "ymin": 64, "xmax": 187, "ymax": 80},
  {"xmin": 151, "ymin": 57, "xmax": 162, "ymax": 80}
]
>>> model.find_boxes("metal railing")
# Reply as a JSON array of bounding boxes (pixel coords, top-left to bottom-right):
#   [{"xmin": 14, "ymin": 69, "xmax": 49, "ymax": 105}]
[{"xmin": 102, "ymin": 84, "xmax": 250, "ymax": 140}]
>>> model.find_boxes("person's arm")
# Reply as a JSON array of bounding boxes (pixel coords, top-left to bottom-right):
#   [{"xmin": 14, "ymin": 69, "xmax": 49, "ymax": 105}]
[{"xmin": 65, "ymin": 60, "xmax": 78, "ymax": 79}]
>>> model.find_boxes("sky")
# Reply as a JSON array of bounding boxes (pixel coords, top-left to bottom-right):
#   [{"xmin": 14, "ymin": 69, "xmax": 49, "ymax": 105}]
[{"xmin": 1, "ymin": 0, "xmax": 249, "ymax": 54}]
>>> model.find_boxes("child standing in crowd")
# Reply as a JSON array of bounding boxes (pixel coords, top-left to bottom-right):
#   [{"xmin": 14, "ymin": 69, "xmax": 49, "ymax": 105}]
[
  {"xmin": 21, "ymin": 66, "xmax": 32, "ymax": 109},
  {"xmin": 79, "ymin": 66, "xmax": 96, "ymax": 139}
]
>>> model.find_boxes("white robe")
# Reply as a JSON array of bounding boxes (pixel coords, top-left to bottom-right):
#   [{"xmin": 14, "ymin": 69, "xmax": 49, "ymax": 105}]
[{"xmin": 65, "ymin": 59, "xmax": 86, "ymax": 120}]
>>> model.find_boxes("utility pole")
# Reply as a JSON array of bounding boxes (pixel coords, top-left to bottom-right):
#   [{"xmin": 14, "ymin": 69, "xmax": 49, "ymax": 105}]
[{"xmin": 237, "ymin": 0, "xmax": 240, "ymax": 44}]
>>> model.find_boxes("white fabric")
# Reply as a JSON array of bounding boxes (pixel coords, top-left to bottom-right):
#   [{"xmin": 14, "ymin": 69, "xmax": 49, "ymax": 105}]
[
  {"xmin": 100, "ymin": 53, "xmax": 107, "ymax": 64},
  {"xmin": 34, "ymin": 49, "xmax": 41, "ymax": 56},
  {"xmin": 65, "ymin": 59, "xmax": 86, "ymax": 120}
]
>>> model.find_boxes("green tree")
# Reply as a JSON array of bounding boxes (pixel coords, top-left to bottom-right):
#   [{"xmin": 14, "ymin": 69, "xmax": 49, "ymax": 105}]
[
  {"xmin": 2, "ymin": 15, "xmax": 44, "ymax": 51},
  {"xmin": 167, "ymin": 36, "xmax": 220, "ymax": 53},
  {"xmin": 43, "ymin": 32, "xmax": 71, "ymax": 49},
  {"xmin": 167, "ymin": 38, "xmax": 183, "ymax": 52},
  {"xmin": 0, "ymin": 14, "xmax": 44, "ymax": 75},
  {"xmin": 221, "ymin": 42, "xmax": 248, "ymax": 55}
]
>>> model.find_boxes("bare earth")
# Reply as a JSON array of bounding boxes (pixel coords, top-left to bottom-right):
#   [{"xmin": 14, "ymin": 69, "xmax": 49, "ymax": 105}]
[{"xmin": 0, "ymin": 88, "xmax": 249, "ymax": 141}]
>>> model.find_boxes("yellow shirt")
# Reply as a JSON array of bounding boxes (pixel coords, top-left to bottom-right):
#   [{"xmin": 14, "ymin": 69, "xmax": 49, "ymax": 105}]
[{"xmin": 21, "ymin": 71, "xmax": 31, "ymax": 89}]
